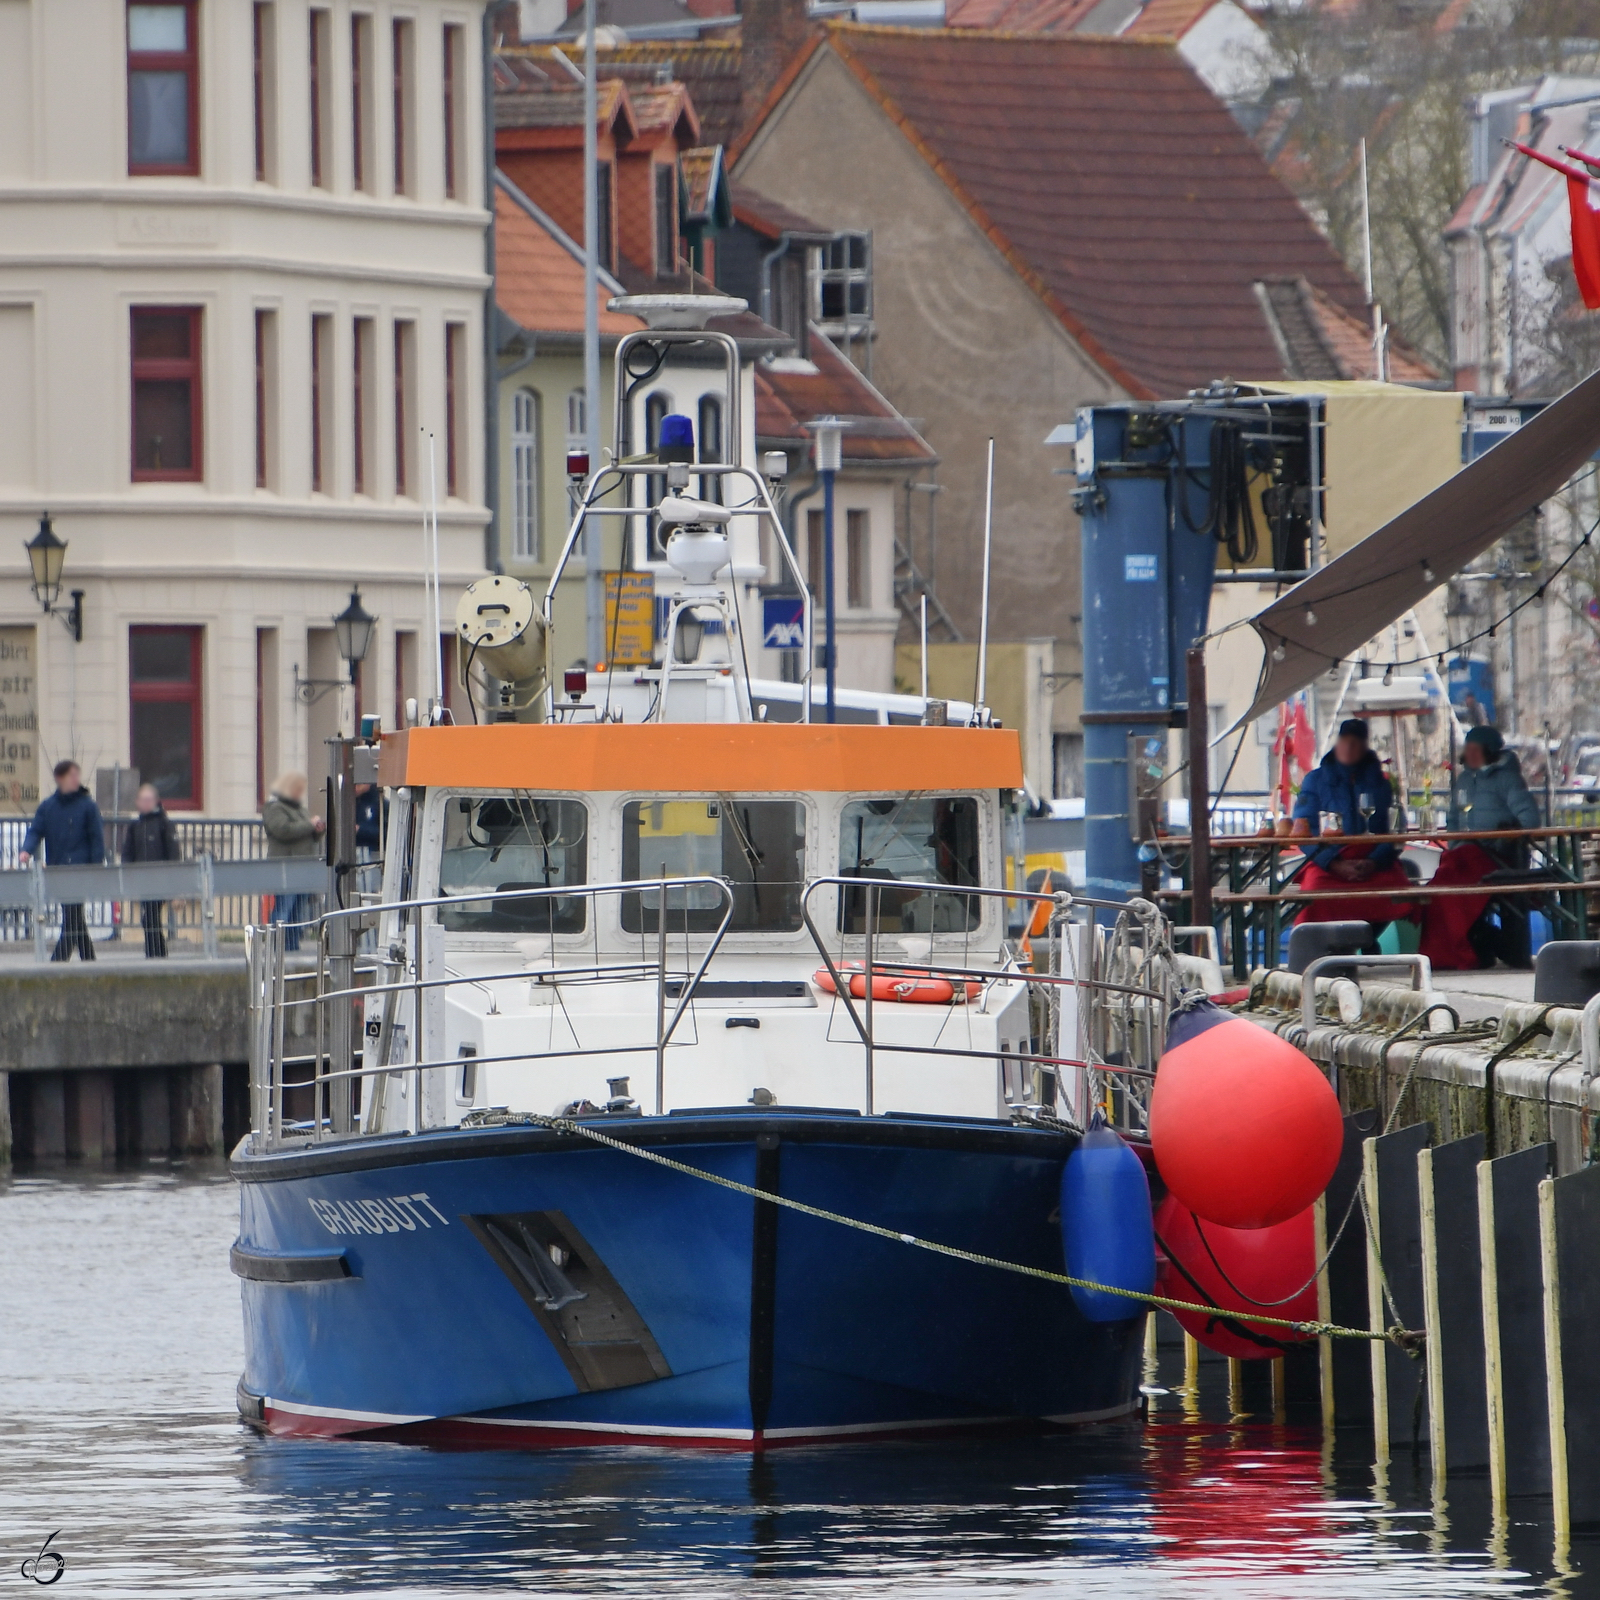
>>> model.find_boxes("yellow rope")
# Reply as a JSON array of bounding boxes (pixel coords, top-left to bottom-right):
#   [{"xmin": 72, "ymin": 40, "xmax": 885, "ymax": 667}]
[{"xmin": 506, "ymin": 1111, "xmax": 1421, "ymax": 1350}]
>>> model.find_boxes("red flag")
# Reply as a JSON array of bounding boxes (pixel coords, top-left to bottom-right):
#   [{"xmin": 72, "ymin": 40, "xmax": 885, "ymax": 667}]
[
  {"xmin": 1508, "ymin": 139, "xmax": 1600, "ymax": 309},
  {"xmin": 1569, "ymin": 176, "xmax": 1600, "ymax": 310}
]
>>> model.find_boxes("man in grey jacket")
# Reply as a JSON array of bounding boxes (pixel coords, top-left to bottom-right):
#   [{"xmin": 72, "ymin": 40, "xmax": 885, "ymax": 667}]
[
  {"xmin": 262, "ymin": 772, "xmax": 324, "ymax": 953},
  {"xmin": 1423, "ymin": 727, "xmax": 1541, "ymax": 968}
]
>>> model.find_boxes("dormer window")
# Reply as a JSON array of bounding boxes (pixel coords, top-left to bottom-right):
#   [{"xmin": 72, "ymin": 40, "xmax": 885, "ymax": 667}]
[{"xmin": 655, "ymin": 165, "xmax": 677, "ymax": 277}]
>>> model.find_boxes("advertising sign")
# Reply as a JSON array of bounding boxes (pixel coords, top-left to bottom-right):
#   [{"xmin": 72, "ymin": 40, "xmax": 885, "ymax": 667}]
[
  {"xmin": 0, "ymin": 626, "xmax": 38, "ymax": 814},
  {"xmin": 604, "ymin": 573, "xmax": 656, "ymax": 667}
]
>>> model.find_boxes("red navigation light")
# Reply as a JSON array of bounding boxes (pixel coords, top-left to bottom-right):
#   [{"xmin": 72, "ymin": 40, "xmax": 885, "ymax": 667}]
[
  {"xmin": 564, "ymin": 669, "xmax": 587, "ymax": 700},
  {"xmin": 566, "ymin": 450, "xmax": 589, "ymax": 479}
]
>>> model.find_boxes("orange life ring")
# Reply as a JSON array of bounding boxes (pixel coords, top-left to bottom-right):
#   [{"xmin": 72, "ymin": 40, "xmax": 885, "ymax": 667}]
[{"xmin": 812, "ymin": 962, "xmax": 979, "ymax": 1004}]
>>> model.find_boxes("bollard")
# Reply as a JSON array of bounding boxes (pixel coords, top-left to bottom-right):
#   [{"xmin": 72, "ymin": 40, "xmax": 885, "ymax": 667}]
[
  {"xmin": 1419, "ymin": 1133, "xmax": 1489, "ymax": 1480},
  {"xmin": 1364, "ymin": 1123, "xmax": 1430, "ymax": 1460},
  {"xmin": 1479, "ymin": 1142, "xmax": 1554, "ymax": 1511},
  {"xmin": 1540, "ymin": 1164, "xmax": 1600, "ymax": 1540}
]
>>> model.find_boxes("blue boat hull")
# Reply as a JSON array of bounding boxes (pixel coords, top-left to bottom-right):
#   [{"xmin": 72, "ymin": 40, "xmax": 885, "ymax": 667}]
[{"xmin": 232, "ymin": 1113, "xmax": 1147, "ymax": 1447}]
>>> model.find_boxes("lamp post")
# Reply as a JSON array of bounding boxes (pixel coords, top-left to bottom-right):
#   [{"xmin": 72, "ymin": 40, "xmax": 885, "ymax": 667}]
[
  {"xmin": 296, "ymin": 588, "xmax": 378, "ymax": 719},
  {"xmin": 24, "ymin": 512, "xmax": 84, "ymax": 641},
  {"xmin": 805, "ymin": 418, "xmax": 846, "ymax": 723}
]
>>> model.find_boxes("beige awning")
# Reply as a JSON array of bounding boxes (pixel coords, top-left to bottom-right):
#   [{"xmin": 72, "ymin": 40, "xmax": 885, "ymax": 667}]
[{"xmin": 1243, "ymin": 368, "xmax": 1600, "ymax": 724}]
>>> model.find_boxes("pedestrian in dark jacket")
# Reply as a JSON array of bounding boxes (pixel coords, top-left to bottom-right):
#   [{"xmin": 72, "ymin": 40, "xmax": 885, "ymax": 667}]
[
  {"xmin": 1290, "ymin": 719, "xmax": 1414, "ymax": 939},
  {"xmin": 20, "ymin": 759, "xmax": 105, "ymax": 961},
  {"xmin": 262, "ymin": 772, "xmax": 324, "ymax": 953},
  {"xmin": 121, "ymin": 782, "xmax": 181, "ymax": 958}
]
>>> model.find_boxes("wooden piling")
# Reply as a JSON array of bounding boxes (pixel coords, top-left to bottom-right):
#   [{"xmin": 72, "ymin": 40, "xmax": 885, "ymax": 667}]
[
  {"xmin": 1479, "ymin": 1143, "xmax": 1554, "ymax": 1512},
  {"xmin": 1541, "ymin": 1164, "xmax": 1600, "ymax": 1538},
  {"xmin": 65, "ymin": 1070, "xmax": 117, "ymax": 1162},
  {"xmin": 1419, "ymin": 1134, "xmax": 1489, "ymax": 1481},
  {"xmin": 1321, "ymin": 1111, "xmax": 1379, "ymax": 1428},
  {"xmin": 1365, "ymin": 1124, "xmax": 1430, "ymax": 1460}
]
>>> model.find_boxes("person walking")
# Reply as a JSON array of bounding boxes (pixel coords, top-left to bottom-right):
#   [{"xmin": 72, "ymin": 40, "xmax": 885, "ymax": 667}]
[
  {"xmin": 262, "ymin": 772, "xmax": 324, "ymax": 953},
  {"xmin": 121, "ymin": 782, "xmax": 181, "ymax": 958},
  {"xmin": 19, "ymin": 759, "xmax": 106, "ymax": 961}
]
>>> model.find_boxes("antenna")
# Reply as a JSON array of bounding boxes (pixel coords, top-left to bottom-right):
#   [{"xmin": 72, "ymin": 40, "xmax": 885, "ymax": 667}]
[
  {"xmin": 920, "ymin": 593, "xmax": 928, "ymax": 704},
  {"xmin": 1359, "ymin": 137, "xmax": 1374, "ymax": 302},
  {"xmin": 973, "ymin": 436, "xmax": 995, "ymax": 722},
  {"xmin": 424, "ymin": 428, "xmax": 444, "ymax": 719},
  {"xmin": 1359, "ymin": 138, "xmax": 1388, "ymax": 380}
]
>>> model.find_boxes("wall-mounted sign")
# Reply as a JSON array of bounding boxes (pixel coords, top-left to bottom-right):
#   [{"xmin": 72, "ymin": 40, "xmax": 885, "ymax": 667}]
[
  {"xmin": 762, "ymin": 596, "xmax": 805, "ymax": 650},
  {"xmin": 604, "ymin": 572, "xmax": 656, "ymax": 667},
  {"xmin": 0, "ymin": 626, "xmax": 39, "ymax": 815}
]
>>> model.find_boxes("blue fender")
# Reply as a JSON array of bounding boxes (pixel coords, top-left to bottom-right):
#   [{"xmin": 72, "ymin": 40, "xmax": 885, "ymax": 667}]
[{"xmin": 1060, "ymin": 1119, "xmax": 1155, "ymax": 1322}]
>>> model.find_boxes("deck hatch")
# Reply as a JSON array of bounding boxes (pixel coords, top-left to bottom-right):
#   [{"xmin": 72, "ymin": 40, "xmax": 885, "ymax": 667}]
[{"xmin": 466, "ymin": 1209, "xmax": 672, "ymax": 1392}]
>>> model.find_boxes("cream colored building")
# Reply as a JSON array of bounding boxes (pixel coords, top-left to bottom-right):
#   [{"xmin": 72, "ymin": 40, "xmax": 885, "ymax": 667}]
[{"xmin": 0, "ymin": 0, "xmax": 491, "ymax": 819}]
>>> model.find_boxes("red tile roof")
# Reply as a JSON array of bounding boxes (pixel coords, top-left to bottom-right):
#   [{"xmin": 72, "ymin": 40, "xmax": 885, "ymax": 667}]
[
  {"xmin": 729, "ymin": 180, "xmax": 831, "ymax": 239},
  {"xmin": 494, "ymin": 181, "xmax": 646, "ymax": 338},
  {"xmin": 756, "ymin": 330, "xmax": 938, "ymax": 463},
  {"xmin": 796, "ymin": 25, "xmax": 1372, "ymax": 399},
  {"xmin": 945, "ymin": 0, "xmax": 1102, "ymax": 30},
  {"xmin": 1120, "ymin": 0, "xmax": 1216, "ymax": 36},
  {"xmin": 1254, "ymin": 276, "xmax": 1437, "ymax": 383}
]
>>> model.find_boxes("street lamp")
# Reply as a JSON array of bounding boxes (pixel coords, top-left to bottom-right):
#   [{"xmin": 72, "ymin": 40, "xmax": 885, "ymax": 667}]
[
  {"xmin": 333, "ymin": 587, "xmax": 377, "ymax": 682},
  {"xmin": 803, "ymin": 417, "xmax": 849, "ymax": 724},
  {"xmin": 24, "ymin": 512, "xmax": 84, "ymax": 642},
  {"xmin": 296, "ymin": 587, "xmax": 379, "ymax": 704}
]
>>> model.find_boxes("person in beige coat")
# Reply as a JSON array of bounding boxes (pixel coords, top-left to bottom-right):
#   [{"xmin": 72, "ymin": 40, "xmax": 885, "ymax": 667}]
[{"xmin": 262, "ymin": 772, "xmax": 324, "ymax": 952}]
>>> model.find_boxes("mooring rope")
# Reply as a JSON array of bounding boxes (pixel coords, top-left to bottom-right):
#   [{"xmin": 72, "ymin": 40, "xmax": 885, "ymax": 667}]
[{"xmin": 475, "ymin": 1110, "xmax": 1422, "ymax": 1350}]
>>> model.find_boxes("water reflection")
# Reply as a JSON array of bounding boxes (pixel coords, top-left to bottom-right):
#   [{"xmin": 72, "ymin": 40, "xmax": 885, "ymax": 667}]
[{"xmin": 0, "ymin": 1166, "xmax": 1572, "ymax": 1597}]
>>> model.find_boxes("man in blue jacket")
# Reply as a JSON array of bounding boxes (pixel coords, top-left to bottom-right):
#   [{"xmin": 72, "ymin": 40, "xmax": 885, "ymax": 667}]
[
  {"xmin": 1290, "ymin": 719, "xmax": 1414, "ymax": 937},
  {"xmin": 20, "ymin": 759, "xmax": 106, "ymax": 961}
]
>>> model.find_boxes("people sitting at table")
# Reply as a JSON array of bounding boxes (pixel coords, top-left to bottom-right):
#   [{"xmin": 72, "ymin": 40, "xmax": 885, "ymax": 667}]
[
  {"xmin": 1420, "ymin": 725, "xmax": 1541, "ymax": 970},
  {"xmin": 1290, "ymin": 719, "xmax": 1415, "ymax": 939}
]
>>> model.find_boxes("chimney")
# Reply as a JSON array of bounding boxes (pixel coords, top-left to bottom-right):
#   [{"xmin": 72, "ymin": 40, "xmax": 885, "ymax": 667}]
[{"xmin": 740, "ymin": 0, "xmax": 813, "ymax": 131}]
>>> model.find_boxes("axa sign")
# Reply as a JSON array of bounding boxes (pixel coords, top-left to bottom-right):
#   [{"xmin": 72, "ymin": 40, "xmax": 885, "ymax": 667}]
[{"xmin": 762, "ymin": 597, "xmax": 805, "ymax": 650}]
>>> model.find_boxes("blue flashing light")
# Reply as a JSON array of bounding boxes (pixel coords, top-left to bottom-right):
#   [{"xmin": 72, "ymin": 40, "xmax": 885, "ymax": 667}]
[{"xmin": 657, "ymin": 413, "xmax": 695, "ymax": 463}]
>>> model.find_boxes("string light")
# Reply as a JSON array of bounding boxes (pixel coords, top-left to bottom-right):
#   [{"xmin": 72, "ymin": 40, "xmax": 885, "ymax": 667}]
[
  {"xmin": 1422, "ymin": 561, "xmax": 1436, "ymax": 584},
  {"xmin": 1272, "ymin": 642, "xmax": 1287, "ymax": 662},
  {"xmin": 1382, "ymin": 664, "xmax": 1394, "ymax": 685},
  {"xmin": 1304, "ymin": 607, "xmax": 1318, "ymax": 626}
]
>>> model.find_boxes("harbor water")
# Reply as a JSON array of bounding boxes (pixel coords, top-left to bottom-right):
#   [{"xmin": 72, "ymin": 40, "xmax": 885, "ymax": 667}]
[{"xmin": 0, "ymin": 1163, "xmax": 1585, "ymax": 1597}]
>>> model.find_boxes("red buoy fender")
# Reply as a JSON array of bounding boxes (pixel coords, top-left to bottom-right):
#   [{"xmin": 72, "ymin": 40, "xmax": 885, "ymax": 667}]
[
  {"xmin": 812, "ymin": 963, "xmax": 979, "ymax": 1003},
  {"xmin": 1153, "ymin": 1193, "xmax": 1318, "ymax": 1359},
  {"xmin": 1148, "ymin": 995, "xmax": 1342, "ymax": 1229}
]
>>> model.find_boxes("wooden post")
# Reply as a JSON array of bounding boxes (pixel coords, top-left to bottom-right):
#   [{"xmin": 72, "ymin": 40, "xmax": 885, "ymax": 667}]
[{"xmin": 1185, "ymin": 646, "xmax": 1212, "ymax": 931}]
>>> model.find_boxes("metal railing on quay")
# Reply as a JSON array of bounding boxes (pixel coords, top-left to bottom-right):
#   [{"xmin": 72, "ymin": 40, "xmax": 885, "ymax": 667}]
[
  {"xmin": 248, "ymin": 876, "xmax": 1183, "ymax": 1152},
  {"xmin": 0, "ymin": 816, "xmax": 284, "ymax": 949},
  {"xmin": 1153, "ymin": 822, "xmax": 1600, "ymax": 980}
]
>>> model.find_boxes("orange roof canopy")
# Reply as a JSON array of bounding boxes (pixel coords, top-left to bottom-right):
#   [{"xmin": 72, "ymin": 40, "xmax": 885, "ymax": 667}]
[{"xmin": 381, "ymin": 722, "xmax": 1025, "ymax": 793}]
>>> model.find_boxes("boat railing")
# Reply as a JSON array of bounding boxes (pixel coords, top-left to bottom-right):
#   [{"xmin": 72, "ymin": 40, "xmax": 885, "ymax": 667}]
[
  {"xmin": 247, "ymin": 875, "xmax": 735, "ymax": 1151},
  {"xmin": 799, "ymin": 877, "xmax": 1173, "ymax": 1128},
  {"xmin": 246, "ymin": 877, "xmax": 1177, "ymax": 1153}
]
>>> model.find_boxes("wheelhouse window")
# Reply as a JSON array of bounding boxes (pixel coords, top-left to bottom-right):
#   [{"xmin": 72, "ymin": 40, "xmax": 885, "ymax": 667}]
[
  {"xmin": 838, "ymin": 795, "xmax": 982, "ymax": 932},
  {"xmin": 439, "ymin": 796, "xmax": 589, "ymax": 934},
  {"xmin": 131, "ymin": 307, "xmax": 202, "ymax": 481},
  {"xmin": 130, "ymin": 625, "xmax": 203, "ymax": 808},
  {"xmin": 622, "ymin": 799, "xmax": 806, "ymax": 934},
  {"xmin": 128, "ymin": 2, "xmax": 198, "ymax": 176}
]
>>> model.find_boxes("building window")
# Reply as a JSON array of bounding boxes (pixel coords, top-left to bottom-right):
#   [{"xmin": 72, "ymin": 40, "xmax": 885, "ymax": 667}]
[
  {"xmin": 353, "ymin": 316, "xmax": 374, "ymax": 495},
  {"xmin": 443, "ymin": 23, "xmax": 464, "ymax": 201},
  {"xmin": 445, "ymin": 322, "xmax": 466, "ymax": 497},
  {"xmin": 130, "ymin": 625, "xmax": 203, "ymax": 810},
  {"xmin": 645, "ymin": 391, "xmax": 670, "ymax": 559},
  {"xmin": 811, "ymin": 232, "xmax": 873, "ymax": 329},
  {"xmin": 597, "ymin": 162, "xmax": 614, "ymax": 273},
  {"xmin": 847, "ymin": 508, "xmax": 869, "ymax": 608},
  {"xmin": 256, "ymin": 627, "xmax": 279, "ymax": 807},
  {"xmin": 254, "ymin": 308, "xmax": 277, "ymax": 490},
  {"xmin": 351, "ymin": 13, "xmax": 373, "ymax": 193},
  {"xmin": 392, "ymin": 19, "xmax": 414, "ymax": 198},
  {"xmin": 131, "ymin": 307, "xmax": 202, "ymax": 481},
  {"xmin": 654, "ymin": 164, "xmax": 676, "ymax": 276},
  {"xmin": 806, "ymin": 508, "xmax": 825, "ymax": 602},
  {"xmin": 252, "ymin": 4, "xmax": 277, "ymax": 183},
  {"xmin": 394, "ymin": 319, "xmax": 415, "ymax": 495},
  {"xmin": 309, "ymin": 9, "xmax": 330, "ymax": 189},
  {"xmin": 512, "ymin": 388, "xmax": 539, "ymax": 561},
  {"xmin": 127, "ymin": 2, "xmax": 198, "ymax": 177},
  {"xmin": 566, "ymin": 389, "xmax": 586, "ymax": 448},
  {"xmin": 697, "ymin": 394, "xmax": 722, "ymax": 505},
  {"xmin": 394, "ymin": 630, "xmax": 417, "ymax": 728},
  {"xmin": 310, "ymin": 313, "xmax": 332, "ymax": 493}
]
